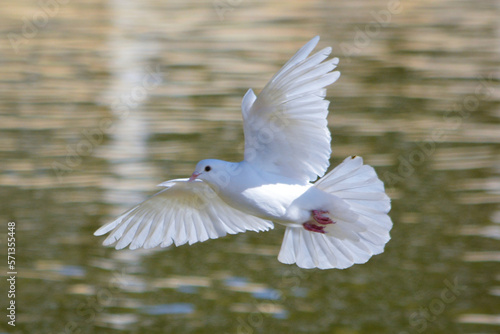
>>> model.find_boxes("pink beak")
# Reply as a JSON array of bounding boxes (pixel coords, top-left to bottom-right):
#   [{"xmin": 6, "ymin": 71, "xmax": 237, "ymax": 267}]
[{"xmin": 189, "ymin": 172, "xmax": 200, "ymax": 182}]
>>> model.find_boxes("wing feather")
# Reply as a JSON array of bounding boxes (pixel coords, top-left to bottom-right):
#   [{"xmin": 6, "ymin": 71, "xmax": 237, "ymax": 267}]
[
  {"xmin": 144, "ymin": 209, "xmax": 165, "ymax": 249},
  {"xmin": 242, "ymin": 36, "xmax": 340, "ymax": 182},
  {"xmin": 94, "ymin": 179, "xmax": 274, "ymax": 249}
]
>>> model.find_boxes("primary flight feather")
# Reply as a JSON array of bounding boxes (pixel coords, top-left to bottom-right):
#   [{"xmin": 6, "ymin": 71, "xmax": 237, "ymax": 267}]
[{"xmin": 94, "ymin": 36, "xmax": 393, "ymax": 269}]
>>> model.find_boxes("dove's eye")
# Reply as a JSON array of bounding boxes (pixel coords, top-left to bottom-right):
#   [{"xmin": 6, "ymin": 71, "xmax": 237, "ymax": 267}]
[{"xmin": 204, "ymin": 166, "xmax": 211, "ymax": 172}]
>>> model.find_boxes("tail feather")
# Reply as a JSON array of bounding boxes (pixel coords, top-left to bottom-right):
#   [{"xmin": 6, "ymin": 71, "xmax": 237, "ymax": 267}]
[{"xmin": 278, "ymin": 156, "xmax": 392, "ymax": 269}]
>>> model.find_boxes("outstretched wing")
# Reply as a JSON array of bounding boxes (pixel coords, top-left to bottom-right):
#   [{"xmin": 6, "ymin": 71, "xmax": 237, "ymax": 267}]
[
  {"xmin": 94, "ymin": 179, "xmax": 274, "ymax": 250},
  {"xmin": 242, "ymin": 36, "xmax": 340, "ymax": 183}
]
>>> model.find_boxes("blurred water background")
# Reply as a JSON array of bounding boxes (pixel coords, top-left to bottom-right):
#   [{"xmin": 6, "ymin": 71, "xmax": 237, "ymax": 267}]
[{"xmin": 1, "ymin": 0, "xmax": 500, "ymax": 333}]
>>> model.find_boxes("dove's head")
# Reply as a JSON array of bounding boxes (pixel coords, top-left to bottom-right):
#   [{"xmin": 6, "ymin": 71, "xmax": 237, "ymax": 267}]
[{"xmin": 190, "ymin": 159, "xmax": 234, "ymax": 186}]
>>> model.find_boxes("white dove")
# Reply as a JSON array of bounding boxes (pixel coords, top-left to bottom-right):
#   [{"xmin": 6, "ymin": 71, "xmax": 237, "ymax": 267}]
[{"xmin": 95, "ymin": 36, "xmax": 393, "ymax": 269}]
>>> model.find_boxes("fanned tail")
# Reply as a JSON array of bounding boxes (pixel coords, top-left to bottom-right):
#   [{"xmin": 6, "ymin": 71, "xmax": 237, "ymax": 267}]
[{"xmin": 278, "ymin": 156, "xmax": 392, "ymax": 269}]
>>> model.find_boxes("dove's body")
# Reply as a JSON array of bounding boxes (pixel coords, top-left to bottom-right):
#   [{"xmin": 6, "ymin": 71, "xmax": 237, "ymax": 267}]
[
  {"xmin": 215, "ymin": 172, "xmax": 311, "ymax": 223},
  {"xmin": 95, "ymin": 36, "xmax": 393, "ymax": 269},
  {"xmin": 203, "ymin": 160, "xmax": 309, "ymax": 221},
  {"xmin": 203, "ymin": 160, "xmax": 354, "ymax": 226}
]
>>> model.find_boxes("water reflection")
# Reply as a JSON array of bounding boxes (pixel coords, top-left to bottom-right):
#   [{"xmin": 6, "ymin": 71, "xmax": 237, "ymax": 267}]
[
  {"xmin": 141, "ymin": 303, "xmax": 194, "ymax": 315},
  {"xmin": 98, "ymin": 0, "xmax": 165, "ymax": 211},
  {"xmin": 1, "ymin": 0, "xmax": 499, "ymax": 333}
]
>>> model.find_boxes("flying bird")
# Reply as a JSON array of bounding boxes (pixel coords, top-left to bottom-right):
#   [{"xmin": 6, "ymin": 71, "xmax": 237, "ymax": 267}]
[{"xmin": 95, "ymin": 36, "xmax": 392, "ymax": 269}]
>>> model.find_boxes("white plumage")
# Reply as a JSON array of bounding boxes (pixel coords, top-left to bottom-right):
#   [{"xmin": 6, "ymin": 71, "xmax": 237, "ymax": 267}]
[
  {"xmin": 95, "ymin": 36, "xmax": 393, "ymax": 269},
  {"xmin": 278, "ymin": 156, "xmax": 391, "ymax": 269},
  {"xmin": 96, "ymin": 179, "xmax": 273, "ymax": 250}
]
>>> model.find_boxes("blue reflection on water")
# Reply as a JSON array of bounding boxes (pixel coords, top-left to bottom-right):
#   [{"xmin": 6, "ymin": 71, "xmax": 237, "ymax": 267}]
[
  {"xmin": 177, "ymin": 285, "xmax": 198, "ymax": 294},
  {"xmin": 224, "ymin": 276, "xmax": 248, "ymax": 287},
  {"xmin": 59, "ymin": 265, "xmax": 86, "ymax": 277},
  {"xmin": 253, "ymin": 288, "xmax": 280, "ymax": 300},
  {"xmin": 141, "ymin": 303, "xmax": 195, "ymax": 315}
]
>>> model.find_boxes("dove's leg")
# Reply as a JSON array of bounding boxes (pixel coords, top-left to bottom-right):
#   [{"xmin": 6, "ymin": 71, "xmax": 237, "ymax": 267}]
[
  {"xmin": 303, "ymin": 221, "xmax": 326, "ymax": 234},
  {"xmin": 312, "ymin": 210, "xmax": 335, "ymax": 225},
  {"xmin": 302, "ymin": 210, "xmax": 336, "ymax": 233}
]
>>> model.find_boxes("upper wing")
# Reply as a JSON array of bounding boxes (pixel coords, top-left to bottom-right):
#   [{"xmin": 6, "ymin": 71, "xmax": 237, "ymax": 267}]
[
  {"xmin": 242, "ymin": 36, "xmax": 340, "ymax": 183},
  {"xmin": 94, "ymin": 179, "xmax": 274, "ymax": 250}
]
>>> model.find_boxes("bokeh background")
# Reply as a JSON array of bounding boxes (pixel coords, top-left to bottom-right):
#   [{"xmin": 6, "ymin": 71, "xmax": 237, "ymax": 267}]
[{"xmin": 1, "ymin": 0, "xmax": 500, "ymax": 333}]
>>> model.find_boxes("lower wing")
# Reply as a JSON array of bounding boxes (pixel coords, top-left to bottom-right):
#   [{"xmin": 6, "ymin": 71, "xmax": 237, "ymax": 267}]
[{"xmin": 94, "ymin": 179, "xmax": 274, "ymax": 250}]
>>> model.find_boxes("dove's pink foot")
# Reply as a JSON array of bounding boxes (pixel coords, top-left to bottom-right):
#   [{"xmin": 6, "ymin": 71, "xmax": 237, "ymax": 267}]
[
  {"xmin": 312, "ymin": 210, "xmax": 335, "ymax": 225},
  {"xmin": 303, "ymin": 222, "xmax": 326, "ymax": 234}
]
